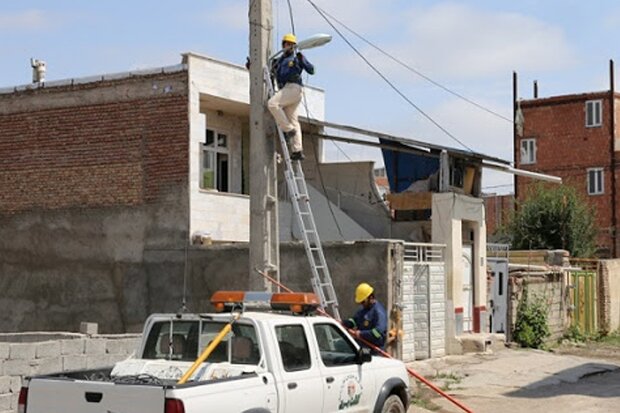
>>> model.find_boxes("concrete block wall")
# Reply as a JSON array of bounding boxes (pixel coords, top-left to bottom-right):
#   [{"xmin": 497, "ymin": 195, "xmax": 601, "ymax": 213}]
[
  {"xmin": 429, "ymin": 263, "xmax": 446, "ymax": 357},
  {"xmin": 0, "ymin": 334, "xmax": 140, "ymax": 413},
  {"xmin": 406, "ymin": 263, "xmax": 446, "ymax": 361},
  {"xmin": 598, "ymin": 259, "xmax": 620, "ymax": 333},
  {"xmin": 401, "ymin": 264, "xmax": 416, "ymax": 361},
  {"xmin": 508, "ymin": 272, "xmax": 567, "ymax": 342}
]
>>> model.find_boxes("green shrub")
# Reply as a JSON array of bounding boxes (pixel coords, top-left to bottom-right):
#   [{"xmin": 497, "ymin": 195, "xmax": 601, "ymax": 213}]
[
  {"xmin": 514, "ymin": 288, "xmax": 550, "ymax": 349},
  {"xmin": 563, "ymin": 324, "xmax": 586, "ymax": 343}
]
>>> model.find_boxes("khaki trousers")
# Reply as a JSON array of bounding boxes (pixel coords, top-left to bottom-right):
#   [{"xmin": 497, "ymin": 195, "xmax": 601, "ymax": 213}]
[{"xmin": 267, "ymin": 83, "xmax": 303, "ymax": 153}]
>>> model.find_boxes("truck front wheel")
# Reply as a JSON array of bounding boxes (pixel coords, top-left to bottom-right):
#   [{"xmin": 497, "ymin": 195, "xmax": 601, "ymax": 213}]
[{"xmin": 381, "ymin": 394, "xmax": 405, "ymax": 413}]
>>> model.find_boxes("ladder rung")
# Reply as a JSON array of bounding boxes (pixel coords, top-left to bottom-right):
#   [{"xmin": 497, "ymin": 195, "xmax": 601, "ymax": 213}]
[{"xmin": 267, "ymin": 62, "xmax": 340, "ymax": 316}]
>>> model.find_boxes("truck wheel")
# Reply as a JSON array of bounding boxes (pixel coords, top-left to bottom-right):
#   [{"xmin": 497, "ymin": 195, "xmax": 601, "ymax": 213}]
[{"xmin": 381, "ymin": 394, "xmax": 405, "ymax": 413}]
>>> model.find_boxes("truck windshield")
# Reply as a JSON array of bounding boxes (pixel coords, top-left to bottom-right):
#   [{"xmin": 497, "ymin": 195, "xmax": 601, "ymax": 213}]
[{"xmin": 142, "ymin": 319, "xmax": 261, "ymax": 365}]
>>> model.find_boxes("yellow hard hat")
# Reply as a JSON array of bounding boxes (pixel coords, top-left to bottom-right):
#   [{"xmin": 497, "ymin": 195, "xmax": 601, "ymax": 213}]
[
  {"xmin": 282, "ymin": 33, "xmax": 297, "ymax": 44},
  {"xmin": 355, "ymin": 283, "xmax": 374, "ymax": 304}
]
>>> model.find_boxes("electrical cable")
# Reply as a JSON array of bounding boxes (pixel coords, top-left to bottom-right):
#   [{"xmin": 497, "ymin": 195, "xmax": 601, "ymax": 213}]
[
  {"xmin": 311, "ymin": 3, "xmax": 514, "ymax": 124},
  {"xmin": 275, "ymin": 0, "xmax": 280, "ymax": 43},
  {"xmin": 300, "ymin": 73, "xmax": 354, "ymax": 162},
  {"xmin": 305, "ymin": 0, "xmax": 476, "ymax": 153},
  {"xmin": 286, "ymin": 0, "xmax": 296, "ymax": 34},
  {"xmin": 301, "ymin": 81, "xmax": 346, "ymax": 240}
]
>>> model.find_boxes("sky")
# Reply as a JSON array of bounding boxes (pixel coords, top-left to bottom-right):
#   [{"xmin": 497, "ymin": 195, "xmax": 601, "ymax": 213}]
[{"xmin": 2, "ymin": 0, "xmax": 620, "ymax": 194}]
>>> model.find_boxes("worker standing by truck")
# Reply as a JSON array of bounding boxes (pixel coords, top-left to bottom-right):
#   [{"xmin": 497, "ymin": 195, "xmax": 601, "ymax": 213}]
[
  {"xmin": 343, "ymin": 282, "xmax": 388, "ymax": 350},
  {"xmin": 267, "ymin": 33, "xmax": 315, "ymax": 161}
]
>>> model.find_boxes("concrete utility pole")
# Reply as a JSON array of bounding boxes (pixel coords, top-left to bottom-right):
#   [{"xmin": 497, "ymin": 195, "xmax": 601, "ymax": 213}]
[{"xmin": 248, "ymin": 0, "xmax": 279, "ymax": 290}]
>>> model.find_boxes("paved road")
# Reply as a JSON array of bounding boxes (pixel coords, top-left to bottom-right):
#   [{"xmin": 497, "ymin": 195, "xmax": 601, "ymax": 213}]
[{"xmin": 406, "ymin": 348, "xmax": 620, "ymax": 413}]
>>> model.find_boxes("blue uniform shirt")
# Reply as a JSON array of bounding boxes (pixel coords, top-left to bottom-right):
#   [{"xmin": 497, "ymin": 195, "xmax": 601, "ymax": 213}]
[
  {"xmin": 343, "ymin": 301, "xmax": 388, "ymax": 349},
  {"xmin": 273, "ymin": 52, "xmax": 315, "ymax": 89}
]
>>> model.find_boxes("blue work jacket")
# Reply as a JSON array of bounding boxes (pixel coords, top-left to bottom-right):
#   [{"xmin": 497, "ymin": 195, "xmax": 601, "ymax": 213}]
[
  {"xmin": 343, "ymin": 301, "xmax": 388, "ymax": 349},
  {"xmin": 273, "ymin": 52, "xmax": 315, "ymax": 89}
]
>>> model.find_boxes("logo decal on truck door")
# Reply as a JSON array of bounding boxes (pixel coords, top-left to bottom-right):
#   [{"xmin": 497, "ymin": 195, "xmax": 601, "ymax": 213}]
[{"xmin": 338, "ymin": 375, "xmax": 362, "ymax": 410}]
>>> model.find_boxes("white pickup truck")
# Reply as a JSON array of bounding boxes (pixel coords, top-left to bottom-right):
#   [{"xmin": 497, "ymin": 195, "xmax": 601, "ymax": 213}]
[{"xmin": 19, "ymin": 292, "xmax": 410, "ymax": 413}]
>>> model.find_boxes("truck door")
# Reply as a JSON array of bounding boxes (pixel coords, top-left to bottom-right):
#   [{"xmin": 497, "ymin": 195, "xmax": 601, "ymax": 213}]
[
  {"xmin": 273, "ymin": 323, "xmax": 324, "ymax": 413},
  {"xmin": 311, "ymin": 322, "xmax": 375, "ymax": 412}
]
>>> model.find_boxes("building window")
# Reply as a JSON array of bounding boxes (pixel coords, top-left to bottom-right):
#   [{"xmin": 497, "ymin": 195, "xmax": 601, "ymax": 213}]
[
  {"xmin": 201, "ymin": 129, "xmax": 229, "ymax": 192},
  {"xmin": 520, "ymin": 138, "xmax": 536, "ymax": 165},
  {"xmin": 585, "ymin": 100, "xmax": 602, "ymax": 127},
  {"xmin": 587, "ymin": 168, "xmax": 604, "ymax": 195}
]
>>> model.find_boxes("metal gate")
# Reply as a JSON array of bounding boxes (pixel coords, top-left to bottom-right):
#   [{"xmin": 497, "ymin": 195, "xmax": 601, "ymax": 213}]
[
  {"xmin": 401, "ymin": 243, "xmax": 446, "ymax": 361},
  {"xmin": 487, "ymin": 243, "xmax": 510, "ymax": 334},
  {"xmin": 462, "ymin": 245, "xmax": 474, "ymax": 332},
  {"xmin": 569, "ymin": 270, "xmax": 597, "ymax": 334}
]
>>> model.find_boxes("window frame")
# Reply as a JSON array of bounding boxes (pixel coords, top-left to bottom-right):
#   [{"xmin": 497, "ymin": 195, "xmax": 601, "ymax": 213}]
[
  {"xmin": 312, "ymin": 322, "xmax": 359, "ymax": 367},
  {"xmin": 520, "ymin": 138, "xmax": 536, "ymax": 165},
  {"xmin": 274, "ymin": 324, "xmax": 313, "ymax": 372},
  {"xmin": 585, "ymin": 99, "xmax": 603, "ymax": 128},
  {"xmin": 200, "ymin": 128, "xmax": 231, "ymax": 192},
  {"xmin": 587, "ymin": 167, "xmax": 605, "ymax": 195}
]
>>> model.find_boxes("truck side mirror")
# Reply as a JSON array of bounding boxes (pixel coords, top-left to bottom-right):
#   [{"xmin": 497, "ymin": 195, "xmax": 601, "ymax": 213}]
[{"xmin": 356, "ymin": 347, "xmax": 372, "ymax": 365}]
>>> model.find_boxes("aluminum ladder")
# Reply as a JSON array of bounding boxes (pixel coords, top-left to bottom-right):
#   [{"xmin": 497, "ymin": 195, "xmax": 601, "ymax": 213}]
[{"xmin": 264, "ymin": 67, "xmax": 340, "ymax": 320}]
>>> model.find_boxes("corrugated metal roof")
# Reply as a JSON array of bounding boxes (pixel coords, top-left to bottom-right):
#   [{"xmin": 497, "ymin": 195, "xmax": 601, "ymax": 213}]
[{"xmin": 302, "ymin": 117, "xmax": 510, "ymax": 165}]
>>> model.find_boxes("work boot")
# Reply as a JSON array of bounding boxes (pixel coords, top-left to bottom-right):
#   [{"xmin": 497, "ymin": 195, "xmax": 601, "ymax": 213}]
[
  {"xmin": 291, "ymin": 151, "xmax": 305, "ymax": 161},
  {"xmin": 284, "ymin": 129, "xmax": 296, "ymax": 142}
]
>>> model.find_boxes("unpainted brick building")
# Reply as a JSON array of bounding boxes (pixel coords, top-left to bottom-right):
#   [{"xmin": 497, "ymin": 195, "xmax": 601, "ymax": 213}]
[{"xmin": 514, "ymin": 73, "xmax": 620, "ymax": 257}]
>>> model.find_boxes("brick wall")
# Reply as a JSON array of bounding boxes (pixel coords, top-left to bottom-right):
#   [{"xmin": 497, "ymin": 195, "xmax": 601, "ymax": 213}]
[
  {"xmin": 0, "ymin": 71, "xmax": 189, "ymax": 214},
  {"xmin": 0, "ymin": 71, "xmax": 191, "ymax": 333},
  {"xmin": 483, "ymin": 193, "xmax": 514, "ymax": 237},
  {"xmin": 0, "ymin": 334, "xmax": 140, "ymax": 413},
  {"xmin": 515, "ymin": 93, "xmax": 620, "ymax": 255}
]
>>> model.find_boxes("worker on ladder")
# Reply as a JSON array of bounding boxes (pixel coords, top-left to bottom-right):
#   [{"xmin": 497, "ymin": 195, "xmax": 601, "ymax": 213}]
[
  {"xmin": 343, "ymin": 282, "xmax": 388, "ymax": 351},
  {"xmin": 268, "ymin": 33, "xmax": 315, "ymax": 161}
]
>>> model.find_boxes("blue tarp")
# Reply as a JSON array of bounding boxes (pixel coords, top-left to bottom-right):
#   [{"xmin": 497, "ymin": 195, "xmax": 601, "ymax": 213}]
[{"xmin": 380, "ymin": 139, "xmax": 440, "ymax": 193}]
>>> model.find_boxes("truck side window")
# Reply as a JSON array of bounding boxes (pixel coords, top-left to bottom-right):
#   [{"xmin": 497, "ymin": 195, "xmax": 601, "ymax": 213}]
[
  {"xmin": 313, "ymin": 323, "xmax": 358, "ymax": 366},
  {"xmin": 275, "ymin": 325, "xmax": 311, "ymax": 372}
]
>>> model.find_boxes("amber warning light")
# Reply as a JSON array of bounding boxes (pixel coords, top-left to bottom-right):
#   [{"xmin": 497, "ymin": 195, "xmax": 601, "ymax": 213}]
[{"xmin": 211, "ymin": 291, "xmax": 320, "ymax": 314}]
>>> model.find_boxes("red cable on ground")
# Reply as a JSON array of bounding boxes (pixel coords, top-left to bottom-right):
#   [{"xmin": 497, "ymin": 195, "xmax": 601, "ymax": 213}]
[{"xmin": 255, "ymin": 269, "xmax": 474, "ymax": 413}]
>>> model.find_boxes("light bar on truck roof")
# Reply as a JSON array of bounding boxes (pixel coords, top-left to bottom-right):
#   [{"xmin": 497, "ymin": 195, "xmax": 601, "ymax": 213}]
[{"xmin": 210, "ymin": 291, "xmax": 320, "ymax": 314}]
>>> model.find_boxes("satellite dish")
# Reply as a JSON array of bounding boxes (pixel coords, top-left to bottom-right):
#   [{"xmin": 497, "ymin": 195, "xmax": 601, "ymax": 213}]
[{"xmin": 269, "ymin": 34, "xmax": 332, "ymax": 61}]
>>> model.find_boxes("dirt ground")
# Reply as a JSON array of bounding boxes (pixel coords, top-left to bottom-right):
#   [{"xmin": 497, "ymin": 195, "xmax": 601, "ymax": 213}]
[
  {"xmin": 406, "ymin": 338, "xmax": 620, "ymax": 413},
  {"xmin": 552, "ymin": 336, "xmax": 620, "ymax": 363}
]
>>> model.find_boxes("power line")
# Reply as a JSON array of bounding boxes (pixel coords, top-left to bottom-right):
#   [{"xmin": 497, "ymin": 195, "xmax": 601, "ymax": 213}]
[
  {"xmin": 286, "ymin": 0, "xmax": 295, "ymax": 34},
  {"xmin": 301, "ymin": 72, "xmax": 354, "ymax": 162},
  {"xmin": 305, "ymin": 0, "xmax": 476, "ymax": 153},
  {"xmin": 299, "ymin": 75, "xmax": 347, "ymax": 239},
  {"xmin": 312, "ymin": 3, "xmax": 514, "ymax": 125}
]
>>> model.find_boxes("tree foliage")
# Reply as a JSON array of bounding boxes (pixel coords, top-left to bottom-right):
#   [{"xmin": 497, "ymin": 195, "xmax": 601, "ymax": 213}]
[{"xmin": 506, "ymin": 184, "xmax": 597, "ymax": 257}]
